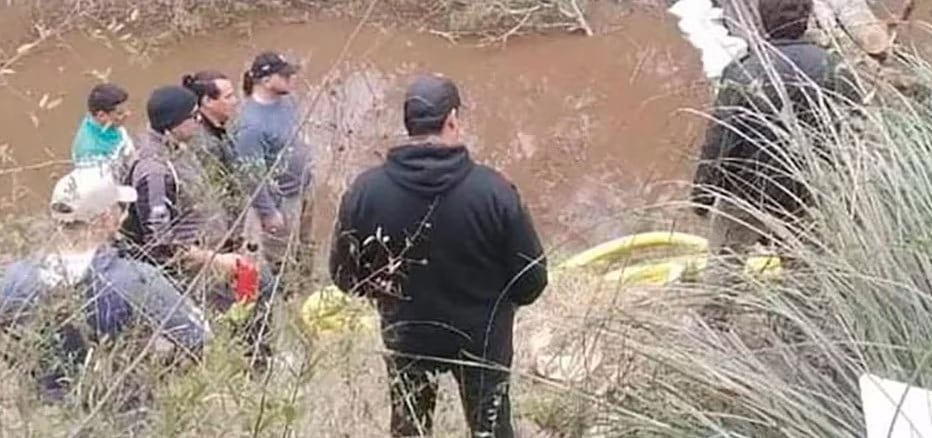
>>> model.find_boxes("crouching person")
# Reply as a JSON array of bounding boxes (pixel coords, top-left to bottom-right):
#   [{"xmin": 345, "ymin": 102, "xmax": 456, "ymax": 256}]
[
  {"xmin": 120, "ymin": 85, "xmax": 275, "ymax": 373},
  {"xmin": 0, "ymin": 167, "xmax": 209, "ymax": 407}
]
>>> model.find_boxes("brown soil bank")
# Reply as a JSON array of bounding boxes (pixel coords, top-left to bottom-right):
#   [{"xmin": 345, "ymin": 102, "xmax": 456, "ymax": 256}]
[{"xmin": 0, "ymin": 5, "xmax": 709, "ymax": 249}]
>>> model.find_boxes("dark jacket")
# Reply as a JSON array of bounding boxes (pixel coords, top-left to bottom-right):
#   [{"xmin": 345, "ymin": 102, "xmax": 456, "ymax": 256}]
[
  {"xmin": 121, "ymin": 130, "xmax": 233, "ymax": 263},
  {"xmin": 691, "ymin": 39, "xmax": 860, "ymax": 219},
  {"xmin": 329, "ymin": 142, "xmax": 548, "ymax": 364},
  {"xmin": 192, "ymin": 117, "xmax": 249, "ymax": 241},
  {"xmin": 196, "ymin": 116, "xmax": 236, "ymax": 171},
  {"xmin": 121, "ymin": 130, "xmax": 274, "ymax": 312}
]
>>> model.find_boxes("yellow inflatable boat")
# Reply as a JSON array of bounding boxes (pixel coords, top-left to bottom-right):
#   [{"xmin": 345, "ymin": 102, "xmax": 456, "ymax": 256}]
[
  {"xmin": 561, "ymin": 231, "xmax": 781, "ymax": 286},
  {"xmin": 299, "ymin": 231, "xmax": 781, "ymax": 335}
]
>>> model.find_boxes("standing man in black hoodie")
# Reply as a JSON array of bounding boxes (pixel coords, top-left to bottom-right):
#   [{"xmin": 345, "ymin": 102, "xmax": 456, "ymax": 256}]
[{"xmin": 329, "ymin": 74, "xmax": 548, "ymax": 438}]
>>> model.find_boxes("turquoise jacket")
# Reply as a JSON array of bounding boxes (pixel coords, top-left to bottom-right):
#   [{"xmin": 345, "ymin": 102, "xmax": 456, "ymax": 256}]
[{"xmin": 70, "ymin": 115, "xmax": 128, "ymax": 164}]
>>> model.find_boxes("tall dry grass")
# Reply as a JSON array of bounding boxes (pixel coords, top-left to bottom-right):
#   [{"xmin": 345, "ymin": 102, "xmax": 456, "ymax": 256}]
[{"xmin": 522, "ymin": 29, "xmax": 932, "ymax": 437}]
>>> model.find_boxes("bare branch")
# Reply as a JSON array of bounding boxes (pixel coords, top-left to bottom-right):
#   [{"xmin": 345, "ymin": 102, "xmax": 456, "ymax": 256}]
[{"xmin": 568, "ymin": 0, "xmax": 593, "ymax": 37}]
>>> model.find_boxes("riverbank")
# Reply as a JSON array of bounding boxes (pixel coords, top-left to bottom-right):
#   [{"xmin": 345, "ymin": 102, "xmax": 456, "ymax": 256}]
[{"xmin": 2, "ymin": 1, "xmax": 932, "ymax": 436}]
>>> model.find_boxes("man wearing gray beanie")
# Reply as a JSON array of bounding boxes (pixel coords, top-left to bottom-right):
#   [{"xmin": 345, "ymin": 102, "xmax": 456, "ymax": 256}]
[
  {"xmin": 121, "ymin": 85, "xmax": 277, "ymax": 373},
  {"xmin": 147, "ymin": 85, "xmax": 200, "ymax": 135},
  {"xmin": 121, "ymin": 85, "xmax": 225, "ymax": 265}
]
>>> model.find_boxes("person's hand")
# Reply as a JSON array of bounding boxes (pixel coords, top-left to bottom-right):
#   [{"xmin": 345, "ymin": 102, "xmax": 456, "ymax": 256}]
[
  {"xmin": 212, "ymin": 252, "xmax": 242, "ymax": 275},
  {"xmin": 261, "ymin": 211, "xmax": 285, "ymax": 234},
  {"xmin": 153, "ymin": 335, "xmax": 176, "ymax": 354}
]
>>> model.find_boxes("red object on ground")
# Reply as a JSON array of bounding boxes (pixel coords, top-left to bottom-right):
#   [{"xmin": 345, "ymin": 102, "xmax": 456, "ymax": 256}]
[{"xmin": 234, "ymin": 258, "xmax": 259, "ymax": 303}]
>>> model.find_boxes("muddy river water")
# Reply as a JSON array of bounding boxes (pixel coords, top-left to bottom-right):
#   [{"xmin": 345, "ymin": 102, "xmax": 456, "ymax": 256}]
[{"xmin": 0, "ymin": 2, "xmax": 928, "ymax": 250}]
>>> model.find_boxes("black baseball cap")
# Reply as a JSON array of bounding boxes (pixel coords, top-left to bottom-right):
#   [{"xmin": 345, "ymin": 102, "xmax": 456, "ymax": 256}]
[
  {"xmin": 249, "ymin": 51, "xmax": 299, "ymax": 79},
  {"xmin": 404, "ymin": 73, "xmax": 462, "ymax": 125}
]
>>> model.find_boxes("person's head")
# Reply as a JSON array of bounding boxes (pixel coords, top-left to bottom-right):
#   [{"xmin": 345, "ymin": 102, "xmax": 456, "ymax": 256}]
[
  {"xmin": 181, "ymin": 70, "xmax": 237, "ymax": 124},
  {"xmin": 87, "ymin": 83, "xmax": 130, "ymax": 128},
  {"xmin": 242, "ymin": 51, "xmax": 299, "ymax": 97},
  {"xmin": 403, "ymin": 73, "xmax": 463, "ymax": 143},
  {"xmin": 759, "ymin": 0, "xmax": 812, "ymax": 40},
  {"xmin": 147, "ymin": 85, "xmax": 199, "ymax": 142},
  {"xmin": 50, "ymin": 167, "xmax": 137, "ymax": 243}
]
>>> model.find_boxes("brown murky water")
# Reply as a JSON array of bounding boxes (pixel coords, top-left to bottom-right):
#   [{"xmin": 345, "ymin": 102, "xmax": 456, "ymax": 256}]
[
  {"xmin": 2, "ymin": 2, "xmax": 927, "ymax": 250},
  {"xmin": 0, "ymin": 9, "xmax": 708, "ymax": 249}
]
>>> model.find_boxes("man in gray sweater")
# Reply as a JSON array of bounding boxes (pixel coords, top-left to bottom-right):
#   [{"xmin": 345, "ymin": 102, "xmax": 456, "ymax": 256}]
[{"xmin": 234, "ymin": 51, "xmax": 313, "ymax": 275}]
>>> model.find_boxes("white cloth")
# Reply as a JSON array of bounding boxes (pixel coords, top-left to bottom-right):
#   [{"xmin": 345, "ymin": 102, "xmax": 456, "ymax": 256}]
[
  {"xmin": 669, "ymin": 0, "xmax": 749, "ymax": 79},
  {"xmin": 38, "ymin": 249, "xmax": 96, "ymax": 288}
]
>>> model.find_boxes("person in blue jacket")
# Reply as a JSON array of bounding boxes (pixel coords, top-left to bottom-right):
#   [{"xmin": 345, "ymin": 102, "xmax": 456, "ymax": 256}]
[{"xmin": 0, "ymin": 167, "xmax": 210, "ymax": 402}]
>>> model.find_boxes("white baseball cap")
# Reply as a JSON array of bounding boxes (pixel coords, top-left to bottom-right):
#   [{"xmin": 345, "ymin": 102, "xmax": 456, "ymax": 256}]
[{"xmin": 49, "ymin": 167, "xmax": 137, "ymax": 223}]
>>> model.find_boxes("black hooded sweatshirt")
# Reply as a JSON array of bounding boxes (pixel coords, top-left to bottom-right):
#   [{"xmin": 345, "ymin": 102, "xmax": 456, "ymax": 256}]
[{"xmin": 329, "ymin": 142, "xmax": 548, "ymax": 364}]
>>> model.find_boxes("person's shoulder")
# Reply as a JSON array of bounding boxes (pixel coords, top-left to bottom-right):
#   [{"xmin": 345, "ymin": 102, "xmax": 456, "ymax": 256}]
[
  {"xmin": 104, "ymin": 255, "xmax": 170, "ymax": 285},
  {"xmin": 0, "ymin": 258, "xmax": 42, "ymax": 311},
  {"xmin": 1, "ymin": 259, "xmax": 40, "ymax": 285},
  {"xmin": 472, "ymin": 164, "xmax": 515, "ymax": 187},
  {"xmin": 233, "ymin": 100, "xmax": 266, "ymax": 125},
  {"xmin": 70, "ymin": 116, "xmax": 95, "ymax": 148},
  {"xmin": 107, "ymin": 257, "xmax": 186, "ymax": 298},
  {"xmin": 465, "ymin": 164, "xmax": 522, "ymax": 203},
  {"xmin": 1, "ymin": 258, "xmax": 44, "ymax": 300},
  {"xmin": 132, "ymin": 156, "xmax": 170, "ymax": 181},
  {"xmin": 120, "ymin": 256, "xmax": 162, "ymax": 276},
  {"xmin": 722, "ymin": 56, "xmax": 755, "ymax": 84},
  {"xmin": 132, "ymin": 141, "xmax": 170, "ymax": 176},
  {"xmin": 782, "ymin": 40, "xmax": 828, "ymax": 54},
  {"xmin": 3, "ymin": 257, "xmax": 37, "ymax": 271},
  {"xmin": 281, "ymin": 95, "xmax": 301, "ymax": 109},
  {"xmin": 773, "ymin": 41, "xmax": 831, "ymax": 65},
  {"xmin": 337, "ymin": 166, "xmax": 385, "ymax": 206},
  {"xmin": 348, "ymin": 165, "xmax": 389, "ymax": 189}
]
